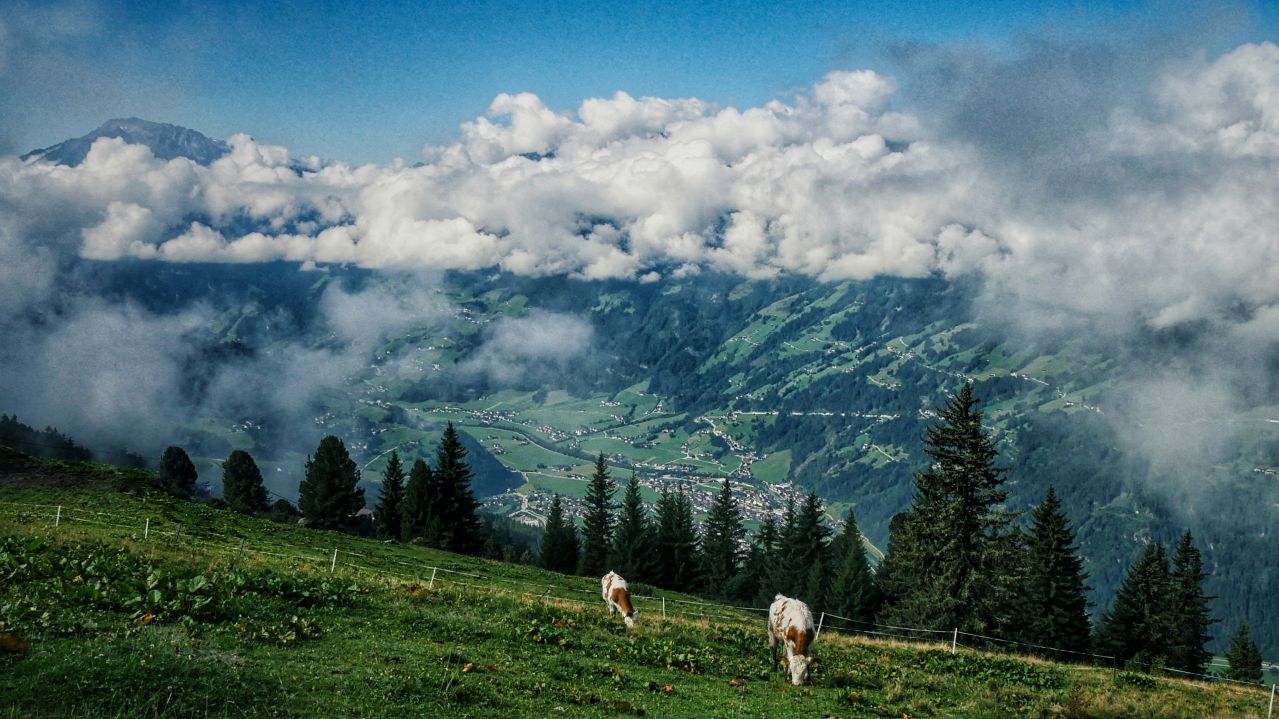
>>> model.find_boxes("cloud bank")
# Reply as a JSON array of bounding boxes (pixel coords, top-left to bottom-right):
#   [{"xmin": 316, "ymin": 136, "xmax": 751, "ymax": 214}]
[
  {"xmin": 3, "ymin": 43, "xmax": 1278, "ymax": 337},
  {"xmin": 4, "ymin": 39, "xmax": 1279, "ymax": 486}
]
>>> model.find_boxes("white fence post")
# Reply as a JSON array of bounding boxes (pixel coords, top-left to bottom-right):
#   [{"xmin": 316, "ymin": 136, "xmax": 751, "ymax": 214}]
[
  {"xmin": 236, "ymin": 537, "xmax": 245, "ymax": 565},
  {"xmin": 1267, "ymin": 682, "xmax": 1275, "ymax": 719},
  {"xmin": 144, "ymin": 518, "xmax": 149, "ymax": 540},
  {"xmin": 662, "ymin": 597, "xmax": 666, "ymax": 620},
  {"xmin": 816, "ymin": 612, "xmax": 825, "ymax": 640},
  {"xmin": 428, "ymin": 567, "xmax": 437, "ymax": 590},
  {"xmin": 952, "ymin": 628, "xmax": 958, "ymax": 654},
  {"xmin": 54, "ymin": 505, "xmax": 61, "ymax": 528},
  {"xmin": 330, "ymin": 548, "xmax": 338, "ymax": 573}
]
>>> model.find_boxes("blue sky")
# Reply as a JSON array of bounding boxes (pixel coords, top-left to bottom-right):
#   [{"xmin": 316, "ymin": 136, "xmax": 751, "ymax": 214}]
[{"xmin": 1, "ymin": 0, "xmax": 1276, "ymax": 162}]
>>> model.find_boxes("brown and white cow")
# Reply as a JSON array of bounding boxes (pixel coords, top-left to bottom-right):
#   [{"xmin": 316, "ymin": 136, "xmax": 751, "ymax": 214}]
[
  {"xmin": 601, "ymin": 571, "xmax": 638, "ymax": 628},
  {"xmin": 768, "ymin": 593, "xmax": 816, "ymax": 685}
]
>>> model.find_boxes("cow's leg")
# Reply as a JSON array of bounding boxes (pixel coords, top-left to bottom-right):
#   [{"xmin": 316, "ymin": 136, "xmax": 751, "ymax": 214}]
[{"xmin": 769, "ymin": 632, "xmax": 778, "ymax": 672}]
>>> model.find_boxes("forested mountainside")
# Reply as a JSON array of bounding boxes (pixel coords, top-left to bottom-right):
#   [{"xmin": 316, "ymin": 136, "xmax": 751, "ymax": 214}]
[{"xmin": 21, "ymin": 261, "xmax": 1279, "ymax": 655}]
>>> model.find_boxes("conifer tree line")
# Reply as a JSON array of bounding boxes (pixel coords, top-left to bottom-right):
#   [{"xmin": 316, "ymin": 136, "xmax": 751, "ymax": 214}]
[
  {"xmin": 301, "ymin": 423, "xmax": 528, "ymax": 557},
  {"xmin": 538, "ymin": 384, "xmax": 1247, "ymax": 676},
  {"xmin": 151, "ymin": 423, "xmax": 527, "ymax": 558},
  {"xmin": 388, "ymin": 422, "xmax": 484, "ymax": 553},
  {"xmin": 537, "ymin": 450, "xmax": 877, "ymax": 620}
]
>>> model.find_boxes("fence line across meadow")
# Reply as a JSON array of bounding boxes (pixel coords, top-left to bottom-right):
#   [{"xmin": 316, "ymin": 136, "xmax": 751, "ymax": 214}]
[{"xmin": 1, "ymin": 499, "xmax": 1276, "ymax": 711}]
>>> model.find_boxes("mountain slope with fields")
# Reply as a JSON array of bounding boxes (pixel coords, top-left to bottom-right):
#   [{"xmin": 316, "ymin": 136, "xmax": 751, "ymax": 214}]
[
  {"xmin": 1, "ymin": 453, "xmax": 1273, "ymax": 719},
  {"xmin": 8, "ymin": 261, "xmax": 1279, "ymax": 657}
]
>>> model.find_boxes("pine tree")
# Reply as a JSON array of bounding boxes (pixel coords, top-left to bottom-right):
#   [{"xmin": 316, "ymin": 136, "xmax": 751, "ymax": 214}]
[
  {"xmin": 655, "ymin": 487, "xmax": 699, "ymax": 589},
  {"xmin": 826, "ymin": 509, "xmax": 879, "ymax": 624},
  {"xmin": 482, "ymin": 529, "xmax": 502, "ymax": 559},
  {"xmin": 485, "ymin": 517, "xmax": 518, "ymax": 563},
  {"xmin": 222, "ymin": 449, "xmax": 269, "ymax": 515},
  {"xmin": 297, "ymin": 436, "xmax": 365, "ymax": 531},
  {"xmin": 1095, "ymin": 542, "xmax": 1172, "ymax": 671},
  {"xmin": 1223, "ymin": 623, "xmax": 1264, "ymax": 684},
  {"xmin": 981, "ymin": 525, "xmax": 1033, "ymax": 642},
  {"xmin": 1023, "ymin": 485, "xmax": 1091, "ymax": 653},
  {"xmin": 785, "ymin": 492, "xmax": 833, "ymax": 604},
  {"xmin": 578, "ymin": 453, "xmax": 617, "ymax": 576},
  {"xmin": 539, "ymin": 493, "xmax": 580, "ymax": 574},
  {"xmin": 779, "ymin": 494, "xmax": 798, "ymax": 558},
  {"xmin": 877, "ymin": 384, "xmax": 1018, "ymax": 634},
  {"xmin": 157, "ymin": 446, "xmax": 198, "ymax": 499},
  {"xmin": 400, "ymin": 459, "xmax": 436, "ymax": 543},
  {"xmin": 268, "ymin": 498, "xmax": 299, "ymax": 524},
  {"xmin": 747, "ymin": 494, "xmax": 799, "ymax": 604},
  {"xmin": 611, "ymin": 472, "xmax": 657, "ymax": 583},
  {"xmin": 699, "ymin": 478, "xmax": 746, "ymax": 597},
  {"xmin": 739, "ymin": 512, "xmax": 780, "ymax": 605},
  {"xmin": 872, "ymin": 512, "xmax": 910, "ymax": 613},
  {"xmin": 1165, "ymin": 531, "xmax": 1214, "ymax": 674},
  {"xmin": 433, "ymin": 423, "xmax": 482, "ymax": 554},
  {"xmin": 374, "ymin": 451, "xmax": 406, "ymax": 541}
]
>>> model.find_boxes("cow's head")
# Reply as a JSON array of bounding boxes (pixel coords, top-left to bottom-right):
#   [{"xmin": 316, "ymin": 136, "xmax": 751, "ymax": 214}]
[
  {"xmin": 786, "ymin": 654, "xmax": 810, "ymax": 686},
  {"xmin": 623, "ymin": 610, "xmax": 638, "ymax": 629}
]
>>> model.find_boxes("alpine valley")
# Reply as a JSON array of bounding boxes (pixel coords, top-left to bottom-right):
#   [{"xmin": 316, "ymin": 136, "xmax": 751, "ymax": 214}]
[{"xmin": 7, "ymin": 119, "xmax": 1279, "ymax": 659}]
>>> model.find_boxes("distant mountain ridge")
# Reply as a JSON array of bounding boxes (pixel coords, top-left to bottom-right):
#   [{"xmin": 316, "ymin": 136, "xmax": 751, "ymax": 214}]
[{"xmin": 22, "ymin": 118, "xmax": 229, "ymax": 166}]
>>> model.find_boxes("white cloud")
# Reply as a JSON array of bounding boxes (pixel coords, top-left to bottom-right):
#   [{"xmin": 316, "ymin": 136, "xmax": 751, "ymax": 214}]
[
  {"xmin": 158, "ymin": 222, "xmax": 225, "ymax": 261},
  {"xmin": 2, "ymin": 44, "xmax": 1279, "ymax": 346},
  {"xmin": 460, "ymin": 310, "xmax": 594, "ymax": 385},
  {"xmin": 81, "ymin": 200, "xmax": 160, "ymax": 259}
]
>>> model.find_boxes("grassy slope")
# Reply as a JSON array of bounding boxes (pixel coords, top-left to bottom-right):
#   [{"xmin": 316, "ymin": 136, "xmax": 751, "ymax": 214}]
[{"xmin": 0, "ymin": 455, "xmax": 1272, "ymax": 718}]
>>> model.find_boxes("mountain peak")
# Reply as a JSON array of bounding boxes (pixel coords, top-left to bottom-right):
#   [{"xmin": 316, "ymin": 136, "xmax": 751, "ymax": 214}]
[{"xmin": 23, "ymin": 118, "xmax": 230, "ymax": 167}]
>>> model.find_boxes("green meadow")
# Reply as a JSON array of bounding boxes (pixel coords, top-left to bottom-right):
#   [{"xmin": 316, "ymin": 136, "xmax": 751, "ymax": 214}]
[{"xmin": 1, "ymin": 453, "xmax": 1273, "ymax": 718}]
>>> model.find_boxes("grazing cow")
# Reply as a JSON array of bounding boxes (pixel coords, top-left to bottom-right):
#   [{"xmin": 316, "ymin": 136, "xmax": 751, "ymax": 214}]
[
  {"xmin": 768, "ymin": 593, "xmax": 816, "ymax": 685},
  {"xmin": 601, "ymin": 571, "xmax": 638, "ymax": 628}
]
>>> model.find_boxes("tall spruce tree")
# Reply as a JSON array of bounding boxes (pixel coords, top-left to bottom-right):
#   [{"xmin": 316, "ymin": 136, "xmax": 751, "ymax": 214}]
[
  {"xmin": 481, "ymin": 528, "xmax": 502, "ymax": 560},
  {"xmin": 876, "ymin": 384, "xmax": 1018, "ymax": 634},
  {"xmin": 222, "ymin": 449, "xmax": 269, "ymax": 515},
  {"xmin": 610, "ymin": 472, "xmax": 656, "ymax": 583},
  {"xmin": 786, "ymin": 492, "xmax": 833, "ymax": 605},
  {"xmin": 750, "ymin": 494, "xmax": 799, "ymax": 603},
  {"xmin": 741, "ymin": 513, "xmax": 781, "ymax": 605},
  {"xmin": 827, "ymin": 509, "xmax": 879, "ymax": 624},
  {"xmin": 1223, "ymin": 623, "xmax": 1264, "ymax": 684},
  {"xmin": 1095, "ymin": 542, "xmax": 1172, "ymax": 671},
  {"xmin": 539, "ymin": 493, "xmax": 580, "ymax": 574},
  {"xmin": 374, "ymin": 451, "xmax": 406, "ymax": 541},
  {"xmin": 433, "ymin": 423, "xmax": 483, "ymax": 554},
  {"xmin": 1023, "ymin": 485, "xmax": 1091, "ymax": 653},
  {"xmin": 297, "ymin": 436, "xmax": 365, "ymax": 531},
  {"xmin": 578, "ymin": 453, "xmax": 617, "ymax": 576},
  {"xmin": 872, "ymin": 512, "xmax": 909, "ymax": 614},
  {"xmin": 699, "ymin": 478, "xmax": 746, "ymax": 597},
  {"xmin": 158, "ymin": 446, "xmax": 198, "ymax": 499},
  {"xmin": 655, "ymin": 487, "xmax": 700, "ymax": 589},
  {"xmin": 779, "ymin": 494, "xmax": 798, "ymax": 557},
  {"xmin": 1165, "ymin": 531, "xmax": 1214, "ymax": 674},
  {"xmin": 400, "ymin": 459, "xmax": 436, "ymax": 543}
]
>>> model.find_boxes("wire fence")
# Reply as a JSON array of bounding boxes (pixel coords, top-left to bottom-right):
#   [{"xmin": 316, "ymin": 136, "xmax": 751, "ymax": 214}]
[
  {"xmin": 0, "ymin": 500, "xmax": 764, "ymax": 625},
  {"xmin": 1, "ymin": 499, "xmax": 1275, "ymax": 712}
]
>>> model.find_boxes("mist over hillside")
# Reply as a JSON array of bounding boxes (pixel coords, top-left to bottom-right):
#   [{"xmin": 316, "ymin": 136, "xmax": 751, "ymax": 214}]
[
  {"xmin": 4, "ymin": 38, "xmax": 1279, "ymax": 656},
  {"xmin": 2, "ymin": 255, "xmax": 1277, "ymax": 656}
]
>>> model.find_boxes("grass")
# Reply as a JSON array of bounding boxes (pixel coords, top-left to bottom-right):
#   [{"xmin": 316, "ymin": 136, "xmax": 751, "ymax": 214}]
[
  {"xmin": 750, "ymin": 449, "xmax": 791, "ymax": 485},
  {"xmin": 2, "ymin": 456, "xmax": 1274, "ymax": 718}
]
